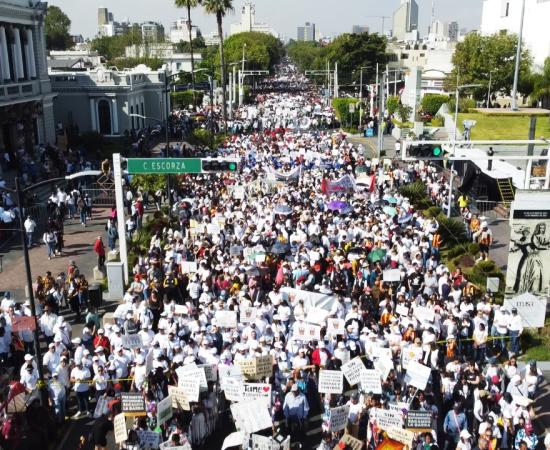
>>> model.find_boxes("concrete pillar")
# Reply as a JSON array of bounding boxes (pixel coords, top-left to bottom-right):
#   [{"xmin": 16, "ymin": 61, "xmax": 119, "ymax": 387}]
[
  {"xmin": 13, "ymin": 27, "xmax": 24, "ymax": 80},
  {"xmin": 111, "ymin": 98, "xmax": 119, "ymax": 134},
  {"xmin": 90, "ymin": 98, "xmax": 97, "ymax": 131},
  {"xmin": 0, "ymin": 27, "xmax": 10, "ymax": 81},
  {"xmin": 26, "ymin": 28, "xmax": 36, "ymax": 78}
]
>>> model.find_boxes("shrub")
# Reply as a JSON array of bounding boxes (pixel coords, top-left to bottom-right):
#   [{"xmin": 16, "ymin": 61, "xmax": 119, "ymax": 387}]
[
  {"xmin": 421, "ymin": 94, "xmax": 449, "ymax": 116},
  {"xmin": 438, "ymin": 215, "xmax": 468, "ymax": 246},
  {"xmin": 448, "ymin": 97, "xmax": 476, "ymax": 113},
  {"xmin": 387, "ymin": 96, "xmax": 400, "ymax": 115},
  {"xmin": 447, "ymin": 244, "xmax": 467, "ymax": 259},
  {"xmin": 423, "ymin": 206, "xmax": 442, "ymax": 218},
  {"xmin": 467, "ymin": 242, "xmax": 480, "ymax": 255},
  {"xmin": 171, "ymin": 90, "xmax": 204, "ymax": 108},
  {"xmin": 431, "ymin": 115, "xmax": 444, "ymax": 127},
  {"xmin": 472, "ymin": 260, "xmax": 497, "ymax": 275},
  {"xmin": 397, "ymin": 104, "xmax": 413, "ymax": 123},
  {"xmin": 332, "ymin": 98, "xmax": 359, "ymax": 126}
]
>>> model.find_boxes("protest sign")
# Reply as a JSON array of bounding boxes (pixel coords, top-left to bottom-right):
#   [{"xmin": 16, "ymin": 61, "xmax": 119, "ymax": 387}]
[
  {"xmin": 405, "ymin": 410, "xmax": 433, "ymax": 430},
  {"xmin": 372, "ymin": 347, "xmax": 393, "ymax": 361},
  {"xmin": 341, "ymin": 357, "xmax": 368, "ymax": 386},
  {"xmin": 251, "ymin": 434, "xmax": 274, "ymax": 450},
  {"xmin": 198, "ymin": 364, "xmax": 218, "ymax": 382},
  {"xmin": 160, "ymin": 443, "xmax": 191, "ymax": 450},
  {"xmin": 281, "ymin": 287, "xmax": 336, "ymax": 312},
  {"xmin": 395, "ymin": 304, "xmax": 409, "ymax": 317},
  {"xmin": 157, "ymin": 395, "xmax": 173, "ymax": 427},
  {"xmin": 218, "ymin": 364, "xmax": 243, "ymax": 383},
  {"xmin": 207, "ymin": 223, "xmax": 221, "ymax": 235},
  {"xmin": 388, "ymin": 402, "xmax": 409, "ymax": 419},
  {"xmin": 383, "ymin": 269, "xmax": 401, "ymax": 282},
  {"xmin": 173, "ymin": 304, "xmax": 189, "ymax": 315},
  {"xmin": 177, "ymin": 370, "xmax": 201, "ymax": 402},
  {"xmin": 326, "ymin": 174, "xmax": 356, "ymax": 194},
  {"xmin": 240, "ymin": 306, "xmax": 258, "ymax": 323},
  {"xmin": 334, "ymin": 434, "xmax": 363, "ymax": 450},
  {"xmin": 329, "ymin": 405, "xmax": 350, "ymax": 432},
  {"xmin": 221, "ymin": 432, "xmax": 245, "ymax": 450},
  {"xmin": 114, "ymin": 413, "xmax": 127, "ymax": 444},
  {"xmin": 233, "ymin": 185, "xmax": 245, "ymax": 200},
  {"xmin": 93, "ymin": 395, "xmax": 113, "ymax": 419},
  {"xmin": 504, "ymin": 293, "xmax": 547, "ymax": 328},
  {"xmin": 121, "ymin": 333, "xmax": 143, "ymax": 349},
  {"xmin": 137, "ymin": 430, "xmax": 161, "ymax": 450},
  {"xmin": 306, "ymin": 307, "xmax": 330, "ymax": 325},
  {"xmin": 294, "ymin": 323, "xmax": 321, "ymax": 342},
  {"xmin": 374, "ymin": 358, "xmax": 393, "ymax": 382},
  {"xmin": 168, "ymin": 386, "xmax": 190, "ymax": 410},
  {"xmin": 386, "ymin": 427, "xmax": 415, "ymax": 447},
  {"xmin": 375, "ymin": 408, "xmax": 403, "ymax": 429},
  {"xmin": 121, "ymin": 392, "xmax": 146, "ymax": 416},
  {"xmin": 359, "ymin": 369, "xmax": 382, "ymax": 394},
  {"xmin": 414, "ymin": 306, "xmax": 435, "ymax": 323},
  {"xmin": 11, "ymin": 316, "xmax": 36, "ymax": 332},
  {"xmin": 326, "ymin": 318, "xmax": 345, "ymax": 336},
  {"xmin": 215, "ymin": 310, "xmax": 238, "ymax": 329},
  {"xmin": 181, "ymin": 261, "xmax": 198, "ymax": 274},
  {"xmin": 242, "ymin": 383, "xmax": 271, "ymax": 404},
  {"xmin": 238, "ymin": 355, "xmax": 272, "ymax": 380},
  {"xmin": 404, "ymin": 361, "xmax": 431, "ymax": 390},
  {"xmin": 177, "ymin": 364, "xmax": 208, "ymax": 389},
  {"xmin": 318, "ymin": 370, "xmax": 344, "ymax": 394},
  {"xmin": 230, "ymin": 399, "xmax": 273, "ymax": 434},
  {"xmin": 221, "ymin": 377, "xmax": 243, "ymax": 402}
]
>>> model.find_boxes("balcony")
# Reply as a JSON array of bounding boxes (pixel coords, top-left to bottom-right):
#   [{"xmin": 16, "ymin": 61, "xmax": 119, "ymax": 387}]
[{"xmin": 0, "ymin": 81, "xmax": 38, "ymax": 101}]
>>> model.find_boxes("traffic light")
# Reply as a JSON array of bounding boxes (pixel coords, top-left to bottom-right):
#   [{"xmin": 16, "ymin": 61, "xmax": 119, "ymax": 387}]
[
  {"xmin": 432, "ymin": 145, "xmax": 442, "ymax": 157},
  {"xmin": 201, "ymin": 158, "xmax": 238, "ymax": 172},
  {"xmin": 409, "ymin": 144, "xmax": 442, "ymax": 158}
]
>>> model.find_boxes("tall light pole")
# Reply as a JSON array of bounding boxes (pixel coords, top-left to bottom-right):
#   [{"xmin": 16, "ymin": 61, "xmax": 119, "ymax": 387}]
[{"xmin": 511, "ymin": 0, "xmax": 526, "ymax": 111}]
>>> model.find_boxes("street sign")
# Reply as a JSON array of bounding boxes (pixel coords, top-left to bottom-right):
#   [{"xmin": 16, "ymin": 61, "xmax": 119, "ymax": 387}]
[{"xmin": 127, "ymin": 158, "xmax": 202, "ymax": 174}]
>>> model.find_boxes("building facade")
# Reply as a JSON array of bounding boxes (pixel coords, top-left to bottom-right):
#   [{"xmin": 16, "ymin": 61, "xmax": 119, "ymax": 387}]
[
  {"xmin": 481, "ymin": 0, "xmax": 550, "ymax": 67},
  {"xmin": 448, "ymin": 21, "xmax": 459, "ymax": 41},
  {"xmin": 229, "ymin": 2, "xmax": 277, "ymax": 37},
  {"xmin": 352, "ymin": 25, "xmax": 369, "ymax": 34},
  {"xmin": 297, "ymin": 22, "xmax": 316, "ymax": 42},
  {"xmin": 0, "ymin": 0, "xmax": 56, "ymax": 157},
  {"xmin": 392, "ymin": 0, "xmax": 419, "ymax": 41},
  {"xmin": 50, "ymin": 65, "xmax": 166, "ymax": 136},
  {"xmin": 169, "ymin": 19, "xmax": 199, "ymax": 44},
  {"xmin": 141, "ymin": 22, "xmax": 165, "ymax": 43}
]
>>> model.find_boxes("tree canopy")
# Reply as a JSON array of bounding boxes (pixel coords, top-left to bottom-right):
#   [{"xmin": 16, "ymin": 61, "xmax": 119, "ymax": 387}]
[
  {"xmin": 45, "ymin": 5, "xmax": 72, "ymax": 50},
  {"xmin": 90, "ymin": 29, "xmax": 144, "ymax": 62},
  {"xmin": 445, "ymin": 32, "xmax": 532, "ymax": 100},
  {"xmin": 531, "ymin": 57, "xmax": 550, "ymax": 105}
]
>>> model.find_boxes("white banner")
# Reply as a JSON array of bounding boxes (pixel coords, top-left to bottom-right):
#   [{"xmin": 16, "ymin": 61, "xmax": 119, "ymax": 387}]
[
  {"xmin": 181, "ymin": 261, "xmax": 198, "ymax": 274},
  {"xmin": 281, "ymin": 287, "xmax": 336, "ymax": 312},
  {"xmin": 306, "ymin": 307, "xmax": 330, "ymax": 325},
  {"xmin": 318, "ymin": 370, "xmax": 344, "ymax": 394},
  {"xmin": 329, "ymin": 405, "xmax": 350, "ymax": 432},
  {"xmin": 395, "ymin": 304, "xmax": 409, "ymax": 317},
  {"xmin": 176, "ymin": 368, "xmax": 201, "ymax": 402}
]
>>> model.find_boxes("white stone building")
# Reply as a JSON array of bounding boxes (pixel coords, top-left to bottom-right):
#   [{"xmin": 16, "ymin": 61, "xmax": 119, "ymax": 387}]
[
  {"xmin": 229, "ymin": 2, "xmax": 277, "ymax": 37},
  {"xmin": 169, "ymin": 19, "xmax": 199, "ymax": 44},
  {"xmin": 0, "ymin": 0, "xmax": 56, "ymax": 154}
]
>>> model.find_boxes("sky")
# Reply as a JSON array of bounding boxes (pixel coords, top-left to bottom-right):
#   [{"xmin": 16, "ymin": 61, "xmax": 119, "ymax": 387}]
[{"xmin": 48, "ymin": 0, "xmax": 483, "ymax": 40}]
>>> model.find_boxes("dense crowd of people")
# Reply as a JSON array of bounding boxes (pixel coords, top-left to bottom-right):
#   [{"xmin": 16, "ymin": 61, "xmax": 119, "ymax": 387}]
[{"xmin": 0, "ymin": 64, "xmax": 547, "ymax": 450}]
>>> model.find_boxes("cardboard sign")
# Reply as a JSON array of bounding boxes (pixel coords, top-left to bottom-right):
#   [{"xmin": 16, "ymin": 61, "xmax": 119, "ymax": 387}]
[
  {"xmin": 404, "ymin": 361, "xmax": 431, "ymax": 390},
  {"xmin": 395, "ymin": 304, "xmax": 409, "ymax": 317},
  {"xmin": 375, "ymin": 407, "xmax": 403, "ymax": 429},
  {"xmin": 230, "ymin": 399, "xmax": 273, "ymax": 434},
  {"xmin": 383, "ymin": 269, "xmax": 401, "ymax": 282},
  {"xmin": 221, "ymin": 377, "xmax": 243, "ymax": 402},
  {"xmin": 386, "ymin": 427, "xmax": 415, "ymax": 447},
  {"xmin": 168, "ymin": 386, "xmax": 190, "ymax": 411},
  {"xmin": 121, "ymin": 392, "xmax": 146, "ymax": 416},
  {"xmin": 414, "ymin": 306, "xmax": 435, "ymax": 323},
  {"xmin": 157, "ymin": 395, "xmax": 173, "ymax": 427},
  {"xmin": 198, "ymin": 364, "xmax": 218, "ymax": 382},
  {"xmin": 11, "ymin": 316, "xmax": 36, "ymax": 332},
  {"xmin": 329, "ymin": 404, "xmax": 350, "ymax": 432},
  {"xmin": 327, "ymin": 318, "xmax": 345, "ymax": 336},
  {"xmin": 93, "ymin": 395, "xmax": 113, "ymax": 419},
  {"xmin": 405, "ymin": 410, "xmax": 433, "ymax": 430},
  {"xmin": 238, "ymin": 355, "xmax": 272, "ymax": 380},
  {"xmin": 215, "ymin": 310, "xmax": 238, "ymax": 329},
  {"xmin": 359, "ymin": 369, "xmax": 382, "ymax": 394},
  {"xmin": 318, "ymin": 370, "xmax": 344, "ymax": 394},
  {"xmin": 240, "ymin": 306, "xmax": 258, "ymax": 323},
  {"xmin": 242, "ymin": 383, "xmax": 271, "ymax": 404},
  {"xmin": 114, "ymin": 413, "xmax": 127, "ymax": 444},
  {"xmin": 341, "ymin": 357, "xmax": 367, "ymax": 386},
  {"xmin": 121, "ymin": 333, "xmax": 143, "ymax": 349},
  {"xmin": 334, "ymin": 434, "xmax": 363, "ymax": 450},
  {"xmin": 137, "ymin": 430, "xmax": 161, "ymax": 450},
  {"xmin": 181, "ymin": 261, "xmax": 198, "ymax": 274}
]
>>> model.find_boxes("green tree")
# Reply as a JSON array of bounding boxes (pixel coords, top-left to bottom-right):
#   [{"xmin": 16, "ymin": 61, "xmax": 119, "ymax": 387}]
[
  {"xmin": 386, "ymin": 96, "xmax": 400, "ymax": 115},
  {"xmin": 91, "ymin": 30, "xmax": 143, "ymax": 62},
  {"xmin": 286, "ymin": 40, "xmax": 322, "ymax": 72},
  {"xmin": 175, "ymin": 0, "xmax": 202, "ymax": 88},
  {"xmin": 397, "ymin": 104, "xmax": 413, "ymax": 123},
  {"xmin": 421, "ymin": 94, "xmax": 449, "ymax": 115},
  {"xmin": 45, "ymin": 5, "xmax": 72, "ymax": 50},
  {"xmin": 445, "ymin": 32, "xmax": 532, "ymax": 100},
  {"xmin": 531, "ymin": 57, "xmax": 550, "ymax": 106},
  {"xmin": 202, "ymin": 0, "xmax": 233, "ymax": 131},
  {"xmin": 110, "ymin": 57, "xmax": 164, "ymax": 70}
]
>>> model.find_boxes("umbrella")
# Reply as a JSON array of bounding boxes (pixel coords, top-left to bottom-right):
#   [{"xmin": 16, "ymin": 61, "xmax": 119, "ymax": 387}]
[
  {"xmin": 398, "ymin": 213, "xmax": 413, "ymax": 224},
  {"xmin": 384, "ymin": 196, "xmax": 398, "ymax": 204},
  {"xmin": 383, "ymin": 206, "xmax": 398, "ymax": 217},
  {"xmin": 348, "ymin": 246, "xmax": 366, "ymax": 256},
  {"xmin": 327, "ymin": 201, "xmax": 351, "ymax": 212},
  {"xmin": 274, "ymin": 204, "xmax": 293, "ymax": 215},
  {"xmin": 368, "ymin": 248, "xmax": 387, "ymax": 263},
  {"xmin": 270, "ymin": 241, "xmax": 290, "ymax": 255}
]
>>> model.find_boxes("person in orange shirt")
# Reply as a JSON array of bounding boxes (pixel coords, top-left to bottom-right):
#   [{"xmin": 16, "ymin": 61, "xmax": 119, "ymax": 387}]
[
  {"xmin": 380, "ymin": 304, "xmax": 394, "ymax": 326},
  {"xmin": 469, "ymin": 214, "xmax": 481, "ymax": 240}
]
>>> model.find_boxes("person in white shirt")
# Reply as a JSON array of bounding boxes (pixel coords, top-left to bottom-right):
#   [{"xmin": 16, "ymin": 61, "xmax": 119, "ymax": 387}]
[
  {"xmin": 24, "ymin": 216, "xmax": 36, "ymax": 247},
  {"xmin": 70, "ymin": 362, "xmax": 91, "ymax": 417},
  {"xmin": 507, "ymin": 308, "xmax": 523, "ymax": 355},
  {"xmin": 43, "ymin": 343, "xmax": 61, "ymax": 374},
  {"xmin": 39, "ymin": 306, "xmax": 58, "ymax": 344},
  {"xmin": 21, "ymin": 364, "xmax": 38, "ymax": 392}
]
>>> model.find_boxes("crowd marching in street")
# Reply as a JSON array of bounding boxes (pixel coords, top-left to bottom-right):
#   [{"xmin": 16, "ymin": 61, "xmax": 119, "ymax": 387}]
[{"xmin": 0, "ymin": 63, "xmax": 547, "ymax": 450}]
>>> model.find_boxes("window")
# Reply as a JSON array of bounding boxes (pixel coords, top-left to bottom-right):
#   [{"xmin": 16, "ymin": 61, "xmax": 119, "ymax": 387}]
[
  {"xmin": 130, "ymin": 105, "xmax": 134, "ymax": 129},
  {"xmin": 97, "ymin": 99, "xmax": 112, "ymax": 135},
  {"xmin": 401, "ymin": 53, "xmax": 409, "ymax": 59}
]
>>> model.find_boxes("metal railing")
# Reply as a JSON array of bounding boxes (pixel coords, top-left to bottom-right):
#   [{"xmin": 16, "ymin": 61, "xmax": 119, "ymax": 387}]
[
  {"xmin": 81, "ymin": 188, "xmax": 115, "ymax": 207},
  {"xmin": 470, "ymin": 199, "xmax": 510, "ymax": 221}
]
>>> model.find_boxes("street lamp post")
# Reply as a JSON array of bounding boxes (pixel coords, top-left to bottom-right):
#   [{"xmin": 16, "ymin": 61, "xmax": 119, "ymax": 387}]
[{"xmin": 511, "ymin": 0, "xmax": 526, "ymax": 111}]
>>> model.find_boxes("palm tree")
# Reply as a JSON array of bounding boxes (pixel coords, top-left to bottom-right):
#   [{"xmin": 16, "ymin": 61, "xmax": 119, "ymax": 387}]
[
  {"xmin": 175, "ymin": 0, "xmax": 201, "ymax": 88},
  {"xmin": 531, "ymin": 57, "xmax": 550, "ymax": 109},
  {"xmin": 202, "ymin": 0, "xmax": 233, "ymax": 131}
]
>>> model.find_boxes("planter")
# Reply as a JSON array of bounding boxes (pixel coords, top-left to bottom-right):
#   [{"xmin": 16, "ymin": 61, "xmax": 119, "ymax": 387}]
[
  {"xmin": 392, "ymin": 126, "xmax": 410, "ymax": 140},
  {"xmin": 413, "ymin": 121, "xmax": 424, "ymax": 136}
]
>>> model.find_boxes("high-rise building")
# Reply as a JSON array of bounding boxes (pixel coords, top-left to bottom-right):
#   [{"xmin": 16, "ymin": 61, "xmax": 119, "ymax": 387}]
[
  {"xmin": 429, "ymin": 19, "xmax": 449, "ymax": 41},
  {"xmin": 481, "ymin": 0, "xmax": 550, "ymax": 67},
  {"xmin": 141, "ymin": 22, "xmax": 165, "ymax": 43},
  {"xmin": 98, "ymin": 7, "xmax": 109, "ymax": 26},
  {"xmin": 392, "ymin": 0, "xmax": 419, "ymax": 41},
  {"xmin": 169, "ymin": 19, "xmax": 199, "ymax": 44},
  {"xmin": 297, "ymin": 22, "xmax": 316, "ymax": 41},
  {"xmin": 229, "ymin": 2, "xmax": 278, "ymax": 37},
  {"xmin": 352, "ymin": 25, "xmax": 369, "ymax": 34},
  {"xmin": 448, "ymin": 21, "xmax": 459, "ymax": 41}
]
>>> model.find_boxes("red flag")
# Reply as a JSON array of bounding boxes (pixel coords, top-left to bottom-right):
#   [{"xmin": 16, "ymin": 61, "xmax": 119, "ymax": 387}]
[
  {"xmin": 321, "ymin": 177, "xmax": 328, "ymax": 195},
  {"xmin": 369, "ymin": 174, "xmax": 377, "ymax": 192}
]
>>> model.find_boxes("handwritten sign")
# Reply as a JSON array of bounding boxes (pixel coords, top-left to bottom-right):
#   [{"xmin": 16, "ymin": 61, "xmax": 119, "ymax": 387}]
[
  {"xmin": 215, "ymin": 310, "xmax": 238, "ymax": 329},
  {"xmin": 329, "ymin": 405, "xmax": 350, "ymax": 432},
  {"xmin": 318, "ymin": 370, "xmax": 344, "ymax": 394},
  {"xmin": 242, "ymin": 383, "xmax": 271, "ymax": 404},
  {"xmin": 121, "ymin": 392, "xmax": 146, "ymax": 416},
  {"xmin": 11, "ymin": 316, "xmax": 36, "ymax": 332},
  {"xmin": 221, "ymin": 377, "xmax": 243, "ymax": 402},
  {"xmin": 198, "ymin": 364, "xmax": 218, "ymax": 382},
  {"xmin": 341, "ymin": 357, "xmax": 367, "ymax": 386},
  {"xmin": 157, "ymin": 395, "xmax": 173, "ymax": 427},
  {"xmin": 238, "ymin": 355, "xmax": 272, "ymax": 380},
  {"xmin": 168, "ymin": 386, "xmax": 190, "ymax": 411},
  {"xmin": 176, "ymin": 368, "xmax": 201, "ymax": 402},
  {"xmin": 136, "ymin": 430, "xmax": 161, "ymax": 450},
  {"xmin": 114, "ymin": 413, "xmax": 127, "ymax": 444},
  {"xmin": 359, "ymin": 369, "xmax": 382, "ymax": 394},
  {"xmin": 121, "ymin": 333, "xmax": 143, "ymax": 349},
  {"xmin": 375, "ymin": 408, "xmax": 403, "ymax": 429}
]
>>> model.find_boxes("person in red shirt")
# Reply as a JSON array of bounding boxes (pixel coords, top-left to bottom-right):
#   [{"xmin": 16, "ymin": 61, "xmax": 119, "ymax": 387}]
[
  {"xmin": 311, "ymin": 342, "xmax": 332, "ymax": 367},
  {"xmin": 93, "ymin": 236, "xmax": 106, "ymax": 267},
  {"xmin": 93, "ymin": 329, "xmax": 110, "ymax": 353}
]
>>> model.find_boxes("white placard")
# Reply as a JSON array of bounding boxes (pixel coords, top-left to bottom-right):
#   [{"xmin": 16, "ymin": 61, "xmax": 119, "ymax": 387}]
[
  {"xmin": 375, "ymin": 407, "xmax": 403, "ymax": 429},
  {"xmin": 374, "ymin": 357, "xmax": 393, "ymax": 382},
  {"xmin": 414, "ymin": 306, "xmax": 435, "ymax": 322},
  {"xmin": 207, "ymin": 223, "xmax": 221, "ymax": 235},
  {"xmin": 405, "ymin": 360, "xmax": 432, "ymax": 390},
  {"xmin": 114, "ymin": 413, "xmax": 127, "ymax": 444},
  {"xmin": 230, "ymin": 399, "xmax": 273, "ymax": 434},
  {"xmin": 240, "ymin": 306, "xmax": 258, "ymax": 323},
  {"xmin": 174, "ymin": 304, "xmax": 189, "ymax": 315},
  {"xmin": 121, "ymin": 333, "xmax": 143, "ymax": 349},
  {"xmin": 386, "ymin": 427, "xmax": 415, "ymax": 447},
  {"xmin": 198, "ymin": 364, "xmax": 218, "ymax": 382},
  {"xmin": 176, "ymin": 368, "xmax": 201, "ymax": 402},
  {"xmin": 395, "ymin": 304, "xmax": 409, "ymax": 317},
  {"xmin": 177, "ymin": 364, "xmax": 208, "ymax": 389},
  {"xmin": 341, "ymin": 357, "xmax": 367, "ymax": 386},
  {"xmin": 215, "ymin": 310, "xmax": 238, "ymax": 329},
  {"xmin": 233, "ymin": 185, "xmax": 245, "ymax": 200},
  {"xmin": 327, "ymin": 318, "xmax": 345, "ymax": 336},
  {"xmin": 251, "ymin": 434, "xmax": 274, "ymax": 450},
  {"xmin": 93, "ymin": 395, "xmax": 113, "ymax": 418},
  {"xmin": 329, "ymin": 404, "xmax": 350, "ymax": 432},
  {"xmin": 359, "ymin": 369, "xmax": 382, "ymax": 394},
  {"xmin": 242, "ymin": 383, "xmax": 272, "ymax": 404},
  {"xmin": 221, "ymin": 377, "xmax": 244, "ymax": 402},
  {"xmin": 168, "ymin": 385, "xmax": 190, "ymax": 411},
  {"xmin": 137, "ymin": 430, "xmax": 161, "ymax": 450},
  {"xmin": 181, "ymin": 261, "xmax": 198, "ymax": 274},
  {"xmin": 306, "ymin": 307, "xmax": 330, "ymax": 325},
  {"xmin": 383, "ymin": 269, "xmax": 401, "ymax": 282},
  {"xmin": 221, "ymin": 432, "xmax": 245, "ymax": 450},
  {"xmin": 504, "ymin": 294, "xmax": 547, "ymax": 328},
  {"xmin": 157, "ymin": 395, "xmax": 173, "ymax": 427},
  {"xmin": 318, "ymin": 370, "xmax": 344, "ymax": 394},
  {"xmin": 294, "ymin": 323, "xmax": 322, "ymax": 342}
]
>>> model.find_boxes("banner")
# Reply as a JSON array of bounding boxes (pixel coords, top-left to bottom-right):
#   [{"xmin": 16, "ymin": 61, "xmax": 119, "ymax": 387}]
[
  {"xmin": 157, "ymin": 395, "xmax": 173, "ymax": 427},
  {"xmin": 121, "ymin": 334, "xmax": 143, "ymax": 349},
  {"xmin": 318, "ymin": 370, "xmax": 344, "ymax": 394},
  {"xmin": 242, "ymin": 383, "xmax": 271, "ymax": 404},
  {"xmin": 121, "ymin": 392, "xmax": 146, "ymax": 416},
  {"xmin": 168, "ymin": 386, "xmax": 190, "ymax": 411},
  {"xmin": 215, "ymin": 310, "xmax": 238, "ymax": 329},
  {"xmin": 11, "ymin": 316, "xmax": 36, "ymax": 332},
  {"xmin": 404, "ymin": 361, "xmax": 431, "ymax": 390},
  {"xmin": 294, "ymin": 322, "xmax": 322, "ymax": 342},
  {"xmin": 281, "ymin": 287, "xmax": 336, "ymax": 313},
  {"xmin": 341, "ymin": 357, "xmax": 367, "ymax": 386},
  {"xmin": 114, "ymin": 413, "xmax": 127, "ymax": 444},
  {"xmin": 306, "ymin": 307, "xmax": 330, "ymax": 325},
  {"xmin": 325, "ymin": 174, "xmax": 356, "ymax": 194},
  {"xmin": 329, "ymin": 405, "xmax": 350, "ymax": 432},
  {"xmin": 266, "ymin": 165, "xmax": 300, "ymax": 182},
  {"xmin": 230, "ymin": 399, "xmax": 273, "ymax": 434},
  {"xmin": 359, "ymin": 369, "xmax": 382, "ymax": 394}
]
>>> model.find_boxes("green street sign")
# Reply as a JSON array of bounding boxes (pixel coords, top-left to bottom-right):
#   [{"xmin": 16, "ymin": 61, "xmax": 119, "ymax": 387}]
[{"xmin": 127, "ymin": 158, "xmax": 202, "ymax": 174}]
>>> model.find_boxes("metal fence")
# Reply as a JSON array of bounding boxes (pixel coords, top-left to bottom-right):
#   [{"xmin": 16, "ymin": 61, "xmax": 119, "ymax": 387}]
[
  {"xmin": 81, "ymin": 188, "xmax": 115, "ymax": 207},
  {"xmin": 470, "ymin": 199, "xmax": 510, "ymax": 221}
]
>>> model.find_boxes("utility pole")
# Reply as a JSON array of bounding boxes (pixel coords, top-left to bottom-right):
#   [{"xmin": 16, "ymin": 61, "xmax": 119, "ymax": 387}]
[
  {"xmin": 359, "ymin": 67, "xmax": 363, "ymax": 130},
  {"xmin": 377, "ymin": 72, "xmax": 386, "ymax": 158},
  {"xmin": 511, "ymin": 0, "xmax": 526, "ymax": 111}
]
